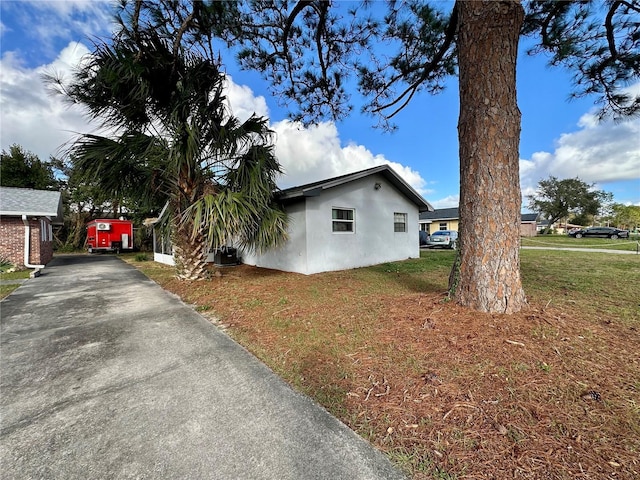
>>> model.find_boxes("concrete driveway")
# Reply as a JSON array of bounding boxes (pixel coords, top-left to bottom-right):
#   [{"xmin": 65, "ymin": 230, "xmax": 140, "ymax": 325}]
[{"xmin": 1, "ymin": 255, "xmax": 405, "ymax": 479}]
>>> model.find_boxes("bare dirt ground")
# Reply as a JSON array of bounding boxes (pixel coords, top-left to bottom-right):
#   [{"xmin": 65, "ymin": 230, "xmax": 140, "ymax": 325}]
[{"xmin": 139, "ymin": 261, "xmax": 639, "ymax": 479}]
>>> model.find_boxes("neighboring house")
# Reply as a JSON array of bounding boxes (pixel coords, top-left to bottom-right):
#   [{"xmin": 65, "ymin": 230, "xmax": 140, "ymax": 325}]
[
  {"xmin": 520, "ymin": 213, "xmax": 539, "ymax": 237},
  {"xmin": 419, "ymin": 208, "xmax": 539, "ymax": 237},
  {"xmin": 537, "ymin": 219, "xmax": 551, "ymax": 233},
  {"xmin": 419, "ymin": 207, "xmax": 460, "ymax": 233},
  {"xmin": 537, "ymin": 220, "xmax": 583, "ymax": 234},
  {"xmin": 242, "ymin": 165, "xmax": 433, "ymax": 275},
  {"xmin": 0, "ymin": 187, "xmax": 64, "ymax": 268}
]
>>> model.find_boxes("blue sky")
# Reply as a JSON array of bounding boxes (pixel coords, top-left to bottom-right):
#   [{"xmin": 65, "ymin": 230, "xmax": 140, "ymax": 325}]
[{"xmin": 1, "ymin": 0, "xmax": 638, "ymax": 210}]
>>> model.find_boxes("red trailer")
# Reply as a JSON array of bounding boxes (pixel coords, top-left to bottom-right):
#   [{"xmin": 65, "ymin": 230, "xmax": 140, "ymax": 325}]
[{"xmin": 86, "ymin": 219, "xmax": 134, "ymax": 253}]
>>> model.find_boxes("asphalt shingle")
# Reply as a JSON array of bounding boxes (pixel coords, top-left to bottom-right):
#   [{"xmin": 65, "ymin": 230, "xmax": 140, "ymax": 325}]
[{"xmin": 0, "ymin": 187, "xmax": 63, "ymax": 223}]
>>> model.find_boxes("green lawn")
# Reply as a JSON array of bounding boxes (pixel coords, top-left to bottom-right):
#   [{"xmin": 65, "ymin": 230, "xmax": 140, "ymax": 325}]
[
  {"xmin": 521, "ymin": 234, "xmax": 640, "ymax": 252},
  {"xmin": 121, "ymin": 249, "xmax": 640, "ymax": 478},
  {"xmin": 519, "ymin": 248, "xmax": 639, "ymax": 325},
  {"xmin": 0, "ymin": 270, "xmax": 31, "ymax": 299}
]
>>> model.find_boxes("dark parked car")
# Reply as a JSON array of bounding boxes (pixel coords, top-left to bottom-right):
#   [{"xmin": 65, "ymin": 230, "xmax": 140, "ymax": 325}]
[
  {"xmin": 426, "ymin": 230, "xmax": 458, "ymax": 249},
  {"xmin": 419, "ymin": 230, "xmax": 430, "ymax": 246},
  {"xmin": 568, "ymin": 226, "xmax": 629, "ymax": 239}
]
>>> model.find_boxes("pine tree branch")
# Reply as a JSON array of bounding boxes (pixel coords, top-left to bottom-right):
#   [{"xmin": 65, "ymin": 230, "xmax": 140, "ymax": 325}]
[{"xmin": 372, "ymin": 1, "xmax": 458, "ymax": 119}]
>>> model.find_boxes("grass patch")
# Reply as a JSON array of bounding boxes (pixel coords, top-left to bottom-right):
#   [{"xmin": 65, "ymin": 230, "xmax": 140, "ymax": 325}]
[
  {"xmin": 521, "ymin": 234, "xmax": 640, "ymax": 252},
  {"xmin": 0, "ymin": 284, "xmax": 20, "ymax": 299},
  {"xmin": 520, "ymin": 249, "xmax": 640, "ymax": 326},
  {"xmin": 122, "ymin": 249, "xmax": 640, "ymax": 479},
  {"xmin": 0, "ymin": 270, "xmax": 30, "ymax": 299},
  {"xmin": 0, "ymin": 270, "xmax": 31, "ymax": 281}
]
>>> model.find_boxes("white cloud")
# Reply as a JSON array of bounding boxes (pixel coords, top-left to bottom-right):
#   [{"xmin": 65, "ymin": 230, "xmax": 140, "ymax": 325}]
[
  {"xmin": 208, "ymin": 78, "xmax": 432, "ymax": 195},
  {"xmin": 520, "ymin": 108, "xmax": 640, "ymax": 195},
  {"xmin": 9, "ymin": 1, "xmax": 116, "ymax": 58},
  {"xmin": 270, "ymin": 120, "xmax": 431, "ymax": 195},
  {"xmin": 0, "ymin": 42, "xmax": 431, "ymax": 198},
  {"xmin": 224, "ymin": 76, "xmax": 270, "ymax": 122},
  {"xmin": 0, "ymin": 41, "xmax": 95, "ymax": 160},
  {"xmin": 430, "ymin": 195, "xmax": 460, "ymax": 209}
]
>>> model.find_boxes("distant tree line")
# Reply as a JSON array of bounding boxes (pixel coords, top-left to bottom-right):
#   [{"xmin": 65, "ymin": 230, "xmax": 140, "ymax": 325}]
[
  {"xmin": 604, "ymin": 204, "xmax": 640, "ymax": 232},
  {"xmin": 1, "ymin": 144, "xmax": 163, "ymax": 251},
  {"xmin": 0, "ymin": 145, "xmax": 60, "ymax": 190},
  {"xmin": 527, "ymin": 176, "xmax": 639, "ymax": 232}
]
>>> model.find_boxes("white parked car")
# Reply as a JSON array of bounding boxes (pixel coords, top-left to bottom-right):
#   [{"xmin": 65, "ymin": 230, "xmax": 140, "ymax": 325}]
[{"xmin": 426, "ymin": 230, "xmax": 458, "ymax": 250}]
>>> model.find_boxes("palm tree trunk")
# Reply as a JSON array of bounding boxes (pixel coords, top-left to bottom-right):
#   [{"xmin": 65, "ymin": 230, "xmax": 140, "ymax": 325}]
[
  {"xmin": 171, "ymin": 169, "xmax": 209, "ymax": 280},
  {"xmin": 171, "ymin": 208, "xmax": 209, "ymax": 280}
]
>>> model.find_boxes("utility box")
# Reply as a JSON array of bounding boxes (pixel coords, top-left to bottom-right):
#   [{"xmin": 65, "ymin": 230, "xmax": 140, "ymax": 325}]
[
  {"xmin": 86, "ymin": 219, "xmax": 134, "ymax": 253},
  {"xmin": 214, "ymin": 247, "xmax": 239, "ymax": 266}
]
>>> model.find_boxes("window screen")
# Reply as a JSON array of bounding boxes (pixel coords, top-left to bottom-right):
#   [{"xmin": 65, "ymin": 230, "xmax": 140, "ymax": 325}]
[
  {"xmin": 332, "ymin": 208, "xmax": 355, "ymax": 232},
  {"xmin": 394, "ymin": 213, "xmax": 407, "ymax": 232}
]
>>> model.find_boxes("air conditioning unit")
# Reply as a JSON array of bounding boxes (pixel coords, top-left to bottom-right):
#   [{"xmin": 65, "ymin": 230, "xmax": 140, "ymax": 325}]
[{"xmin": 97, "ymin": 222, "xmax": 111, "ymax": 231}]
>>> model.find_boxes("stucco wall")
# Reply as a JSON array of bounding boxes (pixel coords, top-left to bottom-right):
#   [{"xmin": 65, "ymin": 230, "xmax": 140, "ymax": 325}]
[
  {"xmin": 242, "ymin": 173, "xmax": 420, "ymax": 275},
  {"xmin": 241, "ymin": 201, "xmax": 308, "ymax": 272}
]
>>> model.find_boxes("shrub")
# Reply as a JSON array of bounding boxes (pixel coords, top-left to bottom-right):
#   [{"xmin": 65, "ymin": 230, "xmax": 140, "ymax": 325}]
[{"xmin": 0, "ymin": 257, "xmax": 15, "ymax": 273}]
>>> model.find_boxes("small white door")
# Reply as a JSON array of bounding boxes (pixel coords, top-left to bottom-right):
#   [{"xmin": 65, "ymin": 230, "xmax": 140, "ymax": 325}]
[{"xmin": 121, "ymin": 233, "xmax": 129, "ymax": 249}]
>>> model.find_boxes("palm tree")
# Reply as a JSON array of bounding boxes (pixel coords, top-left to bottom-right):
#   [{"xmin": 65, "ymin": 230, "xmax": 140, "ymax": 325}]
[{"xmin": 50, "ymin": 26, "xmax": 287, "ymax": 280}]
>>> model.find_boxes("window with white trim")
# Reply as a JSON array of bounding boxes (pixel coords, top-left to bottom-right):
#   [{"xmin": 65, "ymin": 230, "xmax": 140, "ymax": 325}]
[
  {"xmin": 394, "ymin": 212, "xmax": 407, "ymax": 232},
  {"xmin": 439, "ymin": 222, "xmax": 447, "ymax": 231},
  {"xmin": 40, "ymin": 219, "xmax": 48, "ymax": 241},
  {"xmin": 332, "ymin": 208, "xmax": 355, "ymax": 233}
]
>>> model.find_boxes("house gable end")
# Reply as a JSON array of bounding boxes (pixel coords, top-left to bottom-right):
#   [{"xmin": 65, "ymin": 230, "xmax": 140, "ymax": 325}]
[{"xmin": 279, "ymin": 165, "xmax": 433, "ymax": 213}]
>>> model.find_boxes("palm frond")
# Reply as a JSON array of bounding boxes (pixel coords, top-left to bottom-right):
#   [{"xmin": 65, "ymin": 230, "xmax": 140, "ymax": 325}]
[
  {"xmin": 184, "ymin": 188, "xmax": 288, "ymax": 254},
  {"xmin": 56, "ymin": 16, "xmax": 288, "ymax": 278},
  {"xmin": 71, "ymin": 132, "xmax": 169, "ymax": 209}
]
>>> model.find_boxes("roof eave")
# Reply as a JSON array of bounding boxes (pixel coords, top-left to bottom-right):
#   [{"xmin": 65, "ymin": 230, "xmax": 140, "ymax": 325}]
[
  {"xmin": 1, "ymin": 210, "xmax": 60, "ymax": 217},
  {"xmin": 277, "ymin": 165, "xmax": 434, "ymax": 211}
]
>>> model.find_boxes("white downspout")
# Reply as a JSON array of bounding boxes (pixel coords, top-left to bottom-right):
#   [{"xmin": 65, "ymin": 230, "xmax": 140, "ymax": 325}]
[{"xmin": 22, "ymin": 215, "xmax": 45, "ymax": 269}]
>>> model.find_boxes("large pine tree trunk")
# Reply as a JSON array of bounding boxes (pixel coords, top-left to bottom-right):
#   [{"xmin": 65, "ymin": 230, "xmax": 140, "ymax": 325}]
[{"xmin": 450, "ymin": 0, "xmax": 527, "ymax": 314}]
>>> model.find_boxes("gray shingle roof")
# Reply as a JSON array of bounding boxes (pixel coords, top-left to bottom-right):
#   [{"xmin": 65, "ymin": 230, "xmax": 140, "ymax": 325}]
[
  {"xmin": 419, "ymin": 207, "xmax": 459, "ymax": 221},
  {"xmin": 521, "ymin": 213, "xmax": 539, "ymax": 223},
  {"xmin": 0, "ymin": 187, "xmax": 64, "ymax": 224},
  {"xmin": 420, "ymin": 207, "xmax": 540, "ymax": 223}
]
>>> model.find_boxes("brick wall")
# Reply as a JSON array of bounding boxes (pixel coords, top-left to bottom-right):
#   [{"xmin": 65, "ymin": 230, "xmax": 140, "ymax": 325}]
[
  {"xmin": 0, "ymin": 216, "xmax": 53, "ymax": 267},
  {"xmin": 0, "ymin": 217, "xmax": 25, "ymax": 266}
]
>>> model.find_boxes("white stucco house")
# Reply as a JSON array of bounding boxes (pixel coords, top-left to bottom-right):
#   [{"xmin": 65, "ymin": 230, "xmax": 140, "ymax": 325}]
[{"xmin": 241, "ymin": 165, "xmax": 433, "ymax": 275}]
